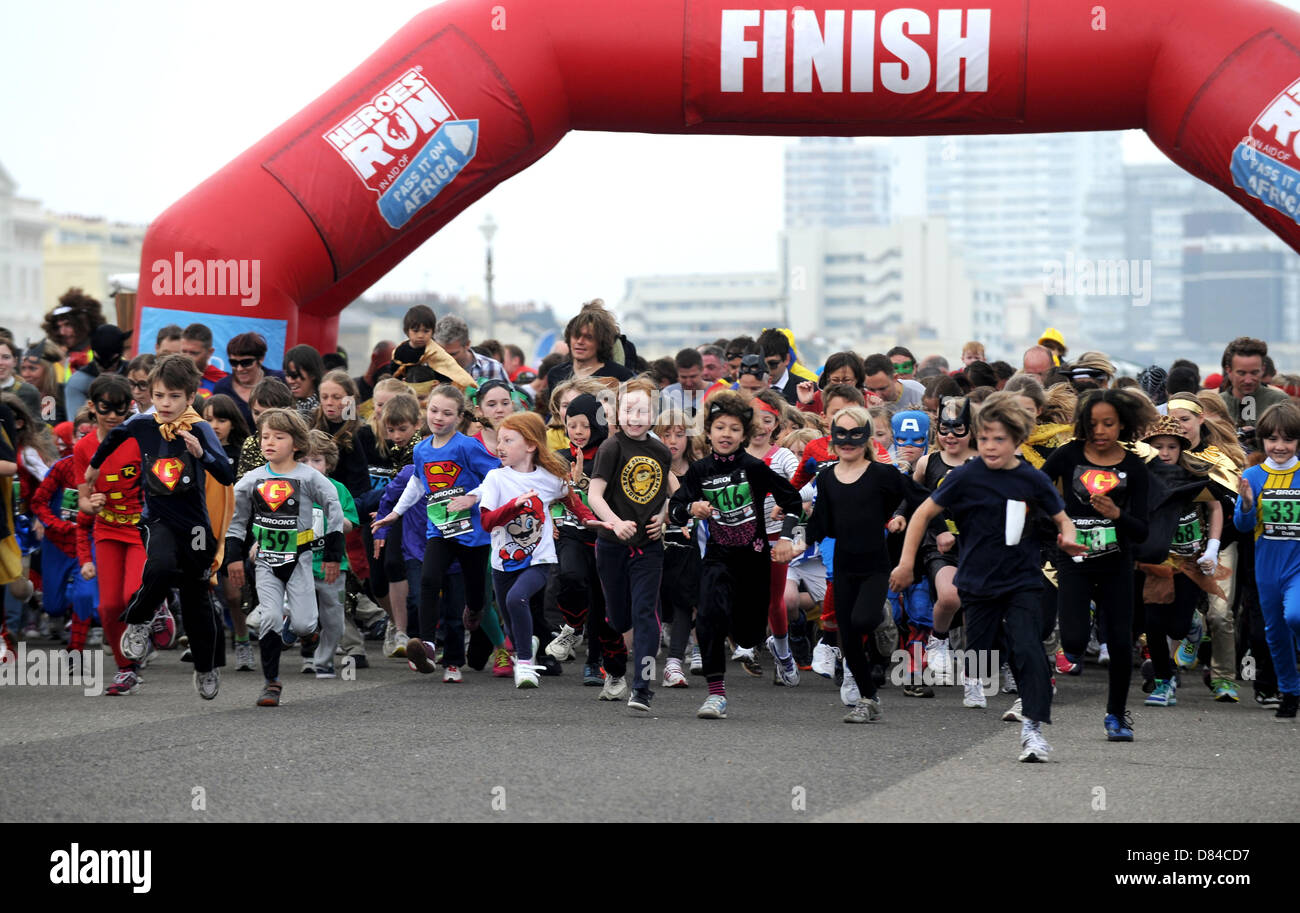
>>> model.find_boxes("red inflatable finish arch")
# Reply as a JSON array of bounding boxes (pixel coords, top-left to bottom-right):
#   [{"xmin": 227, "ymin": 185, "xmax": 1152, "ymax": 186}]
[{"xmin": 136, "ymin": 0, "xmax": 1300, "ymax": 356}]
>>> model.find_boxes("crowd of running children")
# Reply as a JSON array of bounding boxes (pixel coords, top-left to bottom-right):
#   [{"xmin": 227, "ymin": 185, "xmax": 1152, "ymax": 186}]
[{"xmin": 3, "ymin": 290, "xmax": 1300, "ymax": 762}]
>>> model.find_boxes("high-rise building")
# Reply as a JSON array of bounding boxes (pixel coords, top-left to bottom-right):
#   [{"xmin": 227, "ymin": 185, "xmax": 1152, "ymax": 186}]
[
  {"xmin": 0, "ymin": 160, "xmax": 48, "ymax": 345},
  {"xmin": 784, "ymin": 137, "xmax": 891, "ymax": 230}
]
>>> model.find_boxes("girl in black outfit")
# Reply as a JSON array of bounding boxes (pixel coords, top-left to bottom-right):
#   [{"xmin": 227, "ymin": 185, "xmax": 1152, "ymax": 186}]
[
  {"xmin": 1040, "ymin": 388, "xmax": 1155, "ymax": 742},
  {"xmin": 668, "ymin": 392, "xmax": 803, "ymax": 720},
  {"xmin": 805, "ymin": 405, "xmax": 928, "ymax": 723}
]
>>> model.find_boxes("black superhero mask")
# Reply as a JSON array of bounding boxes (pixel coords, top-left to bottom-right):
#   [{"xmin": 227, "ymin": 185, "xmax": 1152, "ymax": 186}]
[
  {"xmin": 831, "ymin": 424, "xmax": 872, "ymax": 448},
  {"xmin": 938, "ymin": 396, "xmax": 972, "ymax": 438}
]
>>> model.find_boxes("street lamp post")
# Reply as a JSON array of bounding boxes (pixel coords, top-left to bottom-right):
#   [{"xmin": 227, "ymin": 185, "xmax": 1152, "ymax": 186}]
[{"xmin": 479, "ymin": 214, "xmax": 497, "ymax": 339}]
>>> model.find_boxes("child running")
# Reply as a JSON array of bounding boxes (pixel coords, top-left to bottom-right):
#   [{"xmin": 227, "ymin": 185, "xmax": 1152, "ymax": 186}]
[
  {"xmin": 892, "ymin": 392, "xmax": 1087, "ymax": 760},
  {"xmin": 656, "ymin": 408, "xmax": 701, "ymax": 687},
  {"xmin": 225, "ymin": 410, "xmax": 345, "ymax": 706},
  {"xmin": 457, "ymin": 412, "xmax": 601, "ymax": 687},
  {"xmin": 303, "ymin": 430, "xmax": 358, "ymax": 679},
  {"xmin": 668, "ymin": 391, "xmax": 803, "ymax": 719}
]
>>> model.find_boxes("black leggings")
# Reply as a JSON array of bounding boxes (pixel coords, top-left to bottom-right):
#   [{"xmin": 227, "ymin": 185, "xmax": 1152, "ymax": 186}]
[
  {"xmin": 696, "ymin": 547, "xmax": 769, "ymax": 680},
  {"xmin": 1144, "ymin": 571, "xmax": 1200, "ymax": 681},
  {"xmin": 1057, "ymin": 553, "xmax": 1134, "ymax": 716},
  {"xmin": 552, "ymin": 535, "xmax": 625, "ymax": 673},
  {"xmin": 836, "ymin": 571, "xmax": 890, "ymax": 701},
  {"xmin": 127, "ymin": 521, "xmax": 223, "ymax": 674},
  {"xmin": 419, "ymin": 537, "xmax": 489, "ymax": 646},
  {"xmin": 663, "ymin": 543, "xmax": 701, "ymax": 662}
]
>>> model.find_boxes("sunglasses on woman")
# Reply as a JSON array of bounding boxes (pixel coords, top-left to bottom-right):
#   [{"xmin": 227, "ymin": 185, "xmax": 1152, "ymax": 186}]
[
  {"xmin": 229, "ymin": 357, "xmax": 258, "ymax": 369},
  {"xmin": 94, "ymin": 400, "xmax": 131, "ymax": 416},
  {"xmin": 285, "ymin": 369, "xmax": 304, "ymax": 380}
]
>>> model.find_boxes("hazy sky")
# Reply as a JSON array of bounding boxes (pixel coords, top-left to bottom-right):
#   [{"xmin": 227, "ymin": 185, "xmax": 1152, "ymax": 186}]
[{"xmin": 4, "ymin": 0, "xmax": 1300, "ymax": 321}]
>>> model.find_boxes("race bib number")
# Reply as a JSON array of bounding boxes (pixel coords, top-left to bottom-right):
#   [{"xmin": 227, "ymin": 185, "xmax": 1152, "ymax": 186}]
[
  {"xmin": 703, "ymin": 478, "xmax": 754, "ymax": 527},
  {"xmin": 253, "ymin": 522, "xmax": 299, "ymax": 567},
  {"xmin": 427, "ymin": 486, "xmax": 473, "ymax": 538},
  {"xmin": 1169, "ymin": 510, "xmax": 1203, "ymax": 556},
  {"xmin": 368, "ymin": 467, "xmax": 396, "ymax": 492},
  {"xmin": 551, "ymin": 488, "xmax": 589, "ymax": 531},
  {"xmin": 1075, "ymin": 519, "xmax": 1119, "ymax": 557},
  {"xmin": 1260, "ymin": 489, "xmax": 1300, "ymax": 540}
]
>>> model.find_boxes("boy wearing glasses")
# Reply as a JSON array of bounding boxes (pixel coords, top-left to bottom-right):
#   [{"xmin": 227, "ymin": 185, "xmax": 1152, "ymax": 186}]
[
  {"xmin": 74, "ymin": 374, "xmax": 146, "ymax": 696},
  {"xmin": 85, "ymin": 355, "xmax": 235, "ymax": 701}
]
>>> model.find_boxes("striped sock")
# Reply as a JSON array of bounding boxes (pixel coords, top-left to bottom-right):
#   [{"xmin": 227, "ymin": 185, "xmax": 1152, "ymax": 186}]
[{"xmin": 708, "ymin": 678, "xmax": 726, "ymax": 697}]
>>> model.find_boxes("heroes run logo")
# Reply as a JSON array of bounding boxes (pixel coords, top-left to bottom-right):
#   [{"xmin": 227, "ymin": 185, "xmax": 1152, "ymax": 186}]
[
  {"xmin": 323, "ymin": 67, "xmax": 479, "ymax": 229},
  {"xmin": 50, "ymin": 844, "xmax": 151, "ymax": 893}
]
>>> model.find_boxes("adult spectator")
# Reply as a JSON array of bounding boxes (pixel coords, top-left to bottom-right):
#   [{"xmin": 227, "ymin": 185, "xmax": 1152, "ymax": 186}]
[
  {"xmin": 887, "ymin": 346, "xmax": 917, "ymax": 380},
  {"xmin": 545, "ymin": 300, "xmax": 635, "ymax": 389},
  {"xmin": 356, "ymin": 341, "xmax": 395, "ymax": 402},
  {"xmin": 181, "ymin": 324, "xmax": 229, "ymax": 394},
  {"xmin": 863, "ymin": 353, "xmax": 925, "ymax": 412},
  {"xmin": 964, "ymin": 360, "xmax": 999, "ymax": 390},
  {"xmin": 434, "ymin": 314, "xmax": 508, "ymax": 382},
  {"xmin": 1068, "ymin": 351, "xmax": 1115, "ymax": 391},
  {"xmin": 285, "ymin": 343, "xmax": 325, "ymax": 417},
  {"xmin": 43, "ymin": 289, "xmax": 105, "ymax": 376},
  {"xmin": 64, "ymin": 324, "xmax": 130, "ymax": 419},
  {"xmin": 502, "ymin": 344, "xmax": 534, "ymax": 382},
  {"xmin": 1038, "ymin": 327, "xmax": 1068, "ymax": 366},
  {"xmin": 819, "ymin": 351, "xmax": 865, "ymax": 389},
  {"xmin": 648, "ymin": 357, "xmax": 678, "ymax": 388},
  {"xmin": 0, "ymin": 337, "xmax": 41, "ymax": 420},
  {"xmin": 211, "ymin": 332, "xmax": 286, "ymax": 427},
  {"xmin": 756, "ymin": 327, "xmax": 801, "ymax": 403},
  {"xmin": 1137, "ymin": 365, "xmax": 1168, "ymax": 406},
  {"xmin": 1219, "ymin": 336, "xmax": 1289, "ymax": 452},
  {"xmin": 1022, "ymin": 345, "xmax": 1054, "ymax": 384},
  {"xmin": 990, "ymin": 361, "xmax": 1015, "ymax": 389},
  {"xmin": 475, "ymin": 339, "xmax": 506, "ymax": 365},
  {"xmin": 725, "ymin": 335, "xmax": 757, "ymax": 381},
  {"xmin": 18, "ymin": 340, "xmax": 65, "ymax": 424},
  {"xmin": 662, "ymin": 347, "xmax": 722, "ymax": 417},
  {"xmin": 524, "ymin": 352, "xmax": 567, "ymax": 419},
  {"xmin": 698, "ymin": 345, "xmax": 727, "ymax": 384},
  {"xmin": 916, "ymin": 354, "xmax": 949, "ymax": 380},
  {"xmin": 155, "ymin": 324, "xmax": 184, "ymax": 355}
]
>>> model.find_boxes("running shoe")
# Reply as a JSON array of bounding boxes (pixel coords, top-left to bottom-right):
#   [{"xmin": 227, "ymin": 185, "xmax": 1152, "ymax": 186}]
[
  {"xmin": 383, "ymin": 622, "xmax": 398, "ymax": 658},
  {"xmin": 234, "ymin": 639, "xmax": 255, "ymax": 672},
  {"xmin": 790, "ymin": 632, "xmax": 813, "ymax": 671},
  {"xmin": 840, "ymin": 665, "xmax": 860, "ymax": 707},
  {"xmin": 903, "ymin": 682, "xmax": 935, "ymax": 698},
  {"xmin": 1103, "ymin": 711, "xmax": 1135, "ymax": 741},
  {"xmin": 136, "ymin": 640, "xmax": 156, "ymax": 671},
  {"xmin": 811, "ymin": 640, "xmax": 838, "ymax": 679},
  {"xmin": 393, "ymin": 630, "xmax": 409, "ymax": 658},
  {"xmin": 1174, "ymin": 615, "xmax": 1204, "ymax": 670},
  {"xmin": 1002, "ymin": 697, "xmax": 1024, "ymax": 722},
  {"xmin": 599, "ymin": 674, "xmax": 628, "ymax": 701},
  {"xmin": 1018, "ymin": 720, "xmax": 1052, "ymax": 762},
  {"xmin": 406, "ymin": 638, "xmax": 437, "ymax": 675},
  {"xmin": 1086, "ymin": 627, "xmax": 1102, "ymax": 659},
  {"xmin": 257, "ymin": 681, "xmax": 282, "ymax": 707},
  {"xmin": 688, "ymin": 644, "xmax": 703, "ymax": 675},
  {"xmin": 767, "ymin": 635, "xmax": 799, "ymax": 687},
  {"xmin": 194, "ymin": 669, "xmax": 220, "ymax": 701},
  {"xmin": 280, "ymin": 617, "xmax": 299, "ymax": 647},
  {"xmin": 104, "ymin": 669, "xmax": 140, "ymax": 696},
  {"xmin": 366, "ymin": 618, "xmax": 389, "ymax": 641},
  {"xmin": 546, "ymin": 624, "xmax": 581, "ymax": 661},
  {"xmin": 735, "ymin": 646, "xmax": 762, "ymax": 677},
  {"xmin": 1275, "ymin": 693, "xmax": 1299, "ymax": 721},
  {"xmin": 1054, "ymin": 649, "xmax": 1079, "ymax": 676},
  {"xmin": 1211, "ymin": 679, "xmax": 1239, "ymax": 703},
  {"xmin": 1141, "ymin": 657, "xmax": 1155, "ymax": 693},
  {"xmin": 301, "ymin": 656, "xmax": 315, "ymax": 674},
  {"xmin": 537, "ymin": 656, "xmax": 563, "ymax": 676},
  {"xmin": 1000, "ymin": 662, "xmax": 1017, "ymax": 694},
  {"xmin": 85, "ymin": 627, "xmax": 103, "ymax": 648},
  {"xmin": 963, "ymin": 678, "xmax": 986, "ymax": 708},
  {"xmin": 1098, "ymin": 643, "xmax": 1110, "ymax": 667},
  {"xmin": 628, "ymin": 688, "xmax": 653, "ymax": 713},
  {"xmin": 1144, "ymin": 678, "xmax": 1176, "ymax": 707},
  {"xmin": 843, "ymin": 697, "xmax": 881, "ymax": 723},
  {"xmin": 443, "ymin": 665, "xmax": 463, "ymax": 684},
  {"xmin": 663, "ymin": 659, "xmax": 688, "ymax": 688},
  {"xmin": 149, "ymin": 603, "xmax": 177, "ymax": 649},
  {"xmin": 1256, "ymin": 690, "xmax": 1281, "ymax": 707},
  {"xmin": 120, "ymin": 623, "xmax": 151, "ymax": 662},
  {"xmin": 583, "ymin": 662, "xmax": 604, "ymax": 686},
  {"xmin": 926, "ymin": 635, "xmax": 953, "ymax": 686},
  {"xmin": 514, "ymin": 662, "xmax": 540, "ymax": 689},
  {"xmin": 697, "ymin": 694, "xmax": 727, "ymax": 719},
  {"xmin": 315, "ymin": 664, "xmax": 337, "ymax": 679}
]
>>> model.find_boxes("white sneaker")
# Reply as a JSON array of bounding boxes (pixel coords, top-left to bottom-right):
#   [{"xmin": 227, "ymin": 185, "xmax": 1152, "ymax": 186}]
[
  {"xmin": 811, "ymin": 640, "xmax": 837, "ymax": 679},
  {"xmin": 843, "ymin": 697, "xmax": 882, "ymax": 723},
  {"xmin": 1001, "ymin": 662, "xmax": 1017, "ymax": 694},
  {"xmin": 963, "ymin": 677, "xmax": 987, "ymax": 708},
  {"xmin": 1098, "ymin": 643, "xmax": 1111, "ymax": 667},
  {"xmin": 514, "ymin": 662, "xmax": 539, "ymax": 689},
  {"xmin": 688, "ymin": 645, "xmax": 703, "ymax": 675},
  {"xmin": 394, "ymin": 630, "xmax": 409, "ymax": 658},
  {"xmin": 1002, "ymin": 697, "xmax": 1025, "ymax": 722},
  {"xmin": 599, "ymin": 674, "xmax": 629, "ymax": 701},
  {"xmin": 443, "ymin": 665, "xmax": 463, "ymax": 684},
  {"xmin": 840, "ymin": 665, "xmax": 861, "ymax": 706},
  {"xmin": 663, "ymin": 659, "xmax": 688, "ymax": 688},
  {"xmin": 927, "ymin": 634, "xmax": 953, "ymax": 686},
  {"xmin": 1018, "ymin": 719, "xmax": 1052, "ymax": 762},
  {"xmin": 234, "ymin": 640, "xmax": 255, "ymax": 671},
  {"xmin": 546, "ymin": 624, "xmax": 581, "ymax": 661},
  {"xmin": 767, "ymin": 635, "xmax": 799, "ymax": 687},
  {"xmin": 383, "ymin": 622, "xmax": 399, "ymax": 658}
]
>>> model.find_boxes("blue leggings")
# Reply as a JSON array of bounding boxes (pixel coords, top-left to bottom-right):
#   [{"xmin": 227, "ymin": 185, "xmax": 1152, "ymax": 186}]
[
  {"xmin": 492, "ymin": 565, "xmax": 554, "ymax": 663},
  {"xmin": 1259, "ymin": 575, "xmax": 1300, "ymax": 696}
]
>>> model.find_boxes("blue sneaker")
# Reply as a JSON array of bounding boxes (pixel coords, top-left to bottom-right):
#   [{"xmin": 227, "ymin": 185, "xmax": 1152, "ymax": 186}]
[
  {"xmin": 1104, "ymin": 711, "xmax": 1135, "ymax": 741},
  {"xmin": 1174, "ymin": 615, "xmax": 1203, "ymax": 670},
  {"xmin": 1144, "ymin": 679, "xmax": 1177, "ymax": 707},
  {"xmin": 582, "ymin": 663, "xmax": 604, "ymax": 687},
  {"xmin": 697, "ymin": 694, "xmax": 728, "ymax": 719},
  {"xmin": 280, "ymin": 616, "xmax": 297, "ymax": 647}
]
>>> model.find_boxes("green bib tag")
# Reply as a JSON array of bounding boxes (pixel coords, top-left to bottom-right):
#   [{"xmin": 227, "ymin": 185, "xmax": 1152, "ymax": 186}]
[
  {"xmin": 703, "ymin": 479, "xmax": 754, "ymax": 527},
  {"xmin": 1170, "ymin": 511, "xmax": 1203, "ymax": 556},
  {"xmin": 1260, "ymin": 490, "xmax": 1300, "ymax": 540},
  {"xmin": 1075, "ymin": 524, "xmax": 1119, "ymax": 556},
  {"xmin": 427, "ymin": 487, "xmax": 473, "ymax": 538}
]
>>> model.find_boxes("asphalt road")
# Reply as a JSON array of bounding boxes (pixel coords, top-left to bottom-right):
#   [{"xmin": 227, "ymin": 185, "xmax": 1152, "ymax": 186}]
[{"xmin": 1, "ymin": 635, "xmax": 1295, "ymax": 823}]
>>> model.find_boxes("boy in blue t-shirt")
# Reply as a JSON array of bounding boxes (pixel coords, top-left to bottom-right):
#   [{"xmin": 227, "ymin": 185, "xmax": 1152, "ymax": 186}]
[{"xmin": 891, "ymin": 392, "xmax": 1087, "ymax": 763}]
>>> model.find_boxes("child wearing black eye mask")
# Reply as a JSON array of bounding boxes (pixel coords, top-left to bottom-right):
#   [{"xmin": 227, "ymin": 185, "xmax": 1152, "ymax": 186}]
[{"xmin": 807, "ymin": 405, "xmax": 930, "ymax": 724}]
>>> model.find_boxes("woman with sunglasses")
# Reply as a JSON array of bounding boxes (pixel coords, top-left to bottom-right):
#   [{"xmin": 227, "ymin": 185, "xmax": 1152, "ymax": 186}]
[
  {"xmin": 72, "ymin": 374, "xmax": 146, "ymax": 696},
  {"xmin": 283, "ymin": 344, "xmax": 325, "ymax": 419},
  {"xmin": 211, "ymin": 333, "xmax": 286, "ymax": 429},
  {"xmin": 0, "ymin": 338, "xmax": 42, "ymax": 424}
]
